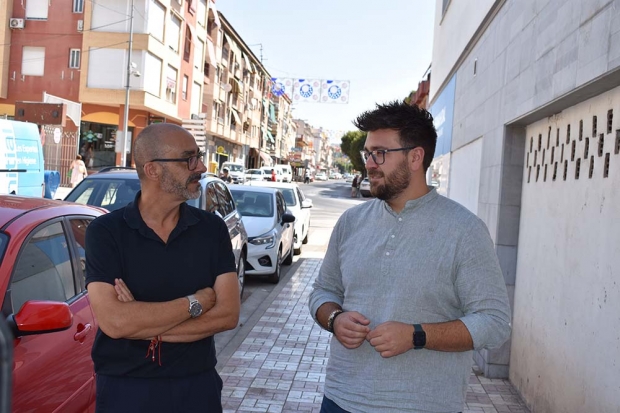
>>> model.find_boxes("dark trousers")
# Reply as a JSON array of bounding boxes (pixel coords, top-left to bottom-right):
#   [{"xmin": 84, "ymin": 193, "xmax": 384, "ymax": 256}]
[
  {"xmin": 320, "ymin": 397, "xmax": 351, "ymax": 413},
  {"xmin": 320, "ymin": 396, "xmax": 462, "ymax": 413},
  {"xmin": 95, "ymin": 369, "xmax": 223, "ymax": 413}
]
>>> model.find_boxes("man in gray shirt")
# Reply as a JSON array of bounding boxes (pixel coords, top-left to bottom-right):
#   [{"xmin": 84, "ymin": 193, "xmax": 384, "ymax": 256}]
[{"xmin": 309, "ymin": 101, "xmax": 512, "ymax": 413}]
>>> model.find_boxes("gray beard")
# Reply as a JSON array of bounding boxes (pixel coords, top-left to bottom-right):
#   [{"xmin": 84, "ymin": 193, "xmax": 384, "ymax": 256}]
[{"xmin": 161, "ymin": 167, "xmax": 201, "ymax": 200}]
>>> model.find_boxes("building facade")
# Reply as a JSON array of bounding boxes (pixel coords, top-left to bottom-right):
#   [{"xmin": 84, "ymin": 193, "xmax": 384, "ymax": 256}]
[{"xmin": 430, "ymin": 0, "xmax": 620, "ymax": 411}]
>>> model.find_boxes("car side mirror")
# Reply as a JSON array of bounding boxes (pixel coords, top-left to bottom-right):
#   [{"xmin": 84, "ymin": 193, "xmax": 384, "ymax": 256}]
[
  {"xmin": 282, "ymin": 212, "xmax": 296, "ymax": 224},
  {"xmin": 301, "ymin": 199, "xmax": 313, "ymax": 208},
  {"xmin": 11, "ymin": 301, "xmax": 73, "ymax": 337}
]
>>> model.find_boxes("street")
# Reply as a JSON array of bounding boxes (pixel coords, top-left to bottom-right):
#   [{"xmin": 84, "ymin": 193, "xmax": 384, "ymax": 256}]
[{"xmin": 215, "ymin": 179, "xmax": 367, "ymax": 358}]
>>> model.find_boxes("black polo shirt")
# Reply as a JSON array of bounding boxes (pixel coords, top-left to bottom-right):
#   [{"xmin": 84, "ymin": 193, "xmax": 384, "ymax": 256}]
[{"xmin": 85, "ymin": 191, "xmax": 236, "ymax": 378}]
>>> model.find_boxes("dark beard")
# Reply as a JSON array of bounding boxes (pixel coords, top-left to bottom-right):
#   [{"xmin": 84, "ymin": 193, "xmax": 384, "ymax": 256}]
[{"xmin": 369, "ymin": 158, "xmax": 411, "ymax": 201}]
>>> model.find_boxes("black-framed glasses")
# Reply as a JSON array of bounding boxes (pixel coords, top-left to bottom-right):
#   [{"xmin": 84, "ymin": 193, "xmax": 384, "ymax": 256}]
[
  {"xmin": 360, "ymin": 147, "xmax": 416, "ymax": 165},
  {"xmin": 149, "ymin": 150, "xmax": 205, "ymax": 171}
]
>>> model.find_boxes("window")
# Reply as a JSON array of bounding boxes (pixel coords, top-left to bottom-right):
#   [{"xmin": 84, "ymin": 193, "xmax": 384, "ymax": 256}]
[
  {"xmin": 166, "ymin": 65, "xmax": 178, "ymax": 103},
  {"xmin": 11, "ymin": 222, "xmax": 75, "ymax": 313},
  {"xmin": 183, "ymin": 25, "xmax": 192, "ymax": 62},
  {"xmin": 191, "ymin": 81, "xmax": 201, "ymax": 115},
  {"xmin": 148, "ymin": 0, "xmax": 166, "ymax": 42},
  {"xmin": 68, "ymin": 219, "xmax": 91, "ymax": 280},
  {"xmin": 73, "ymin": 0, "xmax": 84, "ymax": 13},
  {"xmin": 26, "ymin": 0, "xmax": 49, "ymax": 19},
  {"xmin": 69, "ymin": 49, "xmax": 81, "ymax": 69},
  {"xmin": 194, "ymin": 38, "xmax": 204, "ymax": 70},
  {"xmin": 167, "ymin": 13, "xmax": 182, "ymax": 52},
  {"xmin": 145, "ymin": 53, "xmax": 162, "ymax": 96},
  {"xmin": 205, "ymin": 183, "xmax": 220, "ymax": 214},
  {"xmin": 213, "ymin": 101, "xmax": 221, "ymax": 122},
  {"xmin": 197, "ymin": 0, "xmax": 207, "ymax": 27},
  {"xmin": 214, "ymin": 182, "xmax": 234, "ymax": 216},
  {"xmin": 182, "ymin": 75, "xmax": 189, "ymax": 100},
  {"xmin": 22, "ymin": 46, "xmax": 45, "ymax": 76}
]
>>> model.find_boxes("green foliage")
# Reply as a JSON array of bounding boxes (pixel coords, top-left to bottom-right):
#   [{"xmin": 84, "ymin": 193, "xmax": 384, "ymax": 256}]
[{"xmin": 340, "ymin": 130, "xmax": 367, "ymax": 174}]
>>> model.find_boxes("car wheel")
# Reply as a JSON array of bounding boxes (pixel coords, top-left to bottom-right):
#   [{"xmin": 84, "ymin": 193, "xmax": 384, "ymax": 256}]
[
  {"xmin": 267, "ymin": 249, "xmax": 282, "ymax": 284},
  {"xmin": 237, "ymin": 252, "xmax": 246, "ymax": 299},
  {"xmin": 283, "ymin": 241, "xmax": 293, "ymax": 265},
  {"xmin": 293, "ymin": 232, "xmax": 302, "ymax": 255}
]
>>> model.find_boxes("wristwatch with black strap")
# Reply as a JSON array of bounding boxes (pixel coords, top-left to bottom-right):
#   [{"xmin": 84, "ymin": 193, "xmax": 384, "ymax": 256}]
[
  {"xmin": 326, "ymin": 309, "xmax": 344, "ymax": 333},
  {"xmin": 412, "ymin": 323, "xmax": 426, "ymax": 350}
]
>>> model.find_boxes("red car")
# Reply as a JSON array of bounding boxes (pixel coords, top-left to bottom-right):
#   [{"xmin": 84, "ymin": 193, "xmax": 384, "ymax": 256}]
[{"xmin": 0, "ymin": 195, "xmax": 105, "ymax": 412}]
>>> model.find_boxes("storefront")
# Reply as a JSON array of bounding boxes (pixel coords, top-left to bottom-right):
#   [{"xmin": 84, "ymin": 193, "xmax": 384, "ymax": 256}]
[{"xmin": 80, "ymin": 121, "xmax": 135, "ymax": 169}]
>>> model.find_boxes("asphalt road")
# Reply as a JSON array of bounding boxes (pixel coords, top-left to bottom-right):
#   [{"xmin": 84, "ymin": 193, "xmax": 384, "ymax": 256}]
[{"xmin": 215, "ymin": 179, "xmax": 369, "ymax": 358}]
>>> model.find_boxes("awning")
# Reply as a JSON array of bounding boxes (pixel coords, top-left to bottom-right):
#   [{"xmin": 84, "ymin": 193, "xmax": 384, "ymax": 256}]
[
  {"xmin": 259, "ymin": 151, "xmax": 271, "ymax": 164},
  {"xmin": 231, "ymin": 78, "xmax": 242, "ymax": 93},
  {"xmin": 242, "ymin": 53, "xmax": 251, "ymax": 71},
  {"xmin": 209, "ymin": 1, "xmax": 221, "ymax": 27},
  {"xmin": 206, "ymin": 39, "xmax": 216, "ymax": 66},
  {"xmin": 223, "ymin": 32, "xmax": 231, "ymax": 46},
  {"xmin": 250, "ymin": 62, "xmax": 257, "ymax": 74},
  {"xmin": 269, "ymin": 104, "xmax": 276, "ymax": 122},
  {"xmin": 265, "ymin": 129, "xmax": 275, "ymax": 143},
  {"xmin": 231, "ymin": 108, "xmax": 241, "ymax": 124}
]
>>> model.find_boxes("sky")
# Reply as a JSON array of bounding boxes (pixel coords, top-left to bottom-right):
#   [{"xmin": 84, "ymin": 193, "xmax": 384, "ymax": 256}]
[{"xmin": 217, "ymin": 0, "xmax": 436, "ymax": 142}]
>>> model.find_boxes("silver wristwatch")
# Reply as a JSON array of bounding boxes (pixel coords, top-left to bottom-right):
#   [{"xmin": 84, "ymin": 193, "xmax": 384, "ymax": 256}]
[
  {"xmin": 326, "ymin": 309, "xmax": 344, "ymax": 333},
  {"xmin": 187, "ymin": 294, "xmax": 203, "ymax": 318}
]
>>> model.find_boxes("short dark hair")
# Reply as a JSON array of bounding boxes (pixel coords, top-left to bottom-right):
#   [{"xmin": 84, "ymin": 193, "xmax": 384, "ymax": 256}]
[{"xmin": 353, "ymin": 100, "xmax": 437, "ymax": 171}]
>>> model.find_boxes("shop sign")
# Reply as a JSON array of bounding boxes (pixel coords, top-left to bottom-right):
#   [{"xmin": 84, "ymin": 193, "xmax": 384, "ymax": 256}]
[{"xmin": 216, "ymin": 146, "xmax": 226, "ymax": 154}]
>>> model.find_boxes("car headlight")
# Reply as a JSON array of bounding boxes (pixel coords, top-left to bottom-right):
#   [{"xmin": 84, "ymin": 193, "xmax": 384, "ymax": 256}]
[{"xmin": 249, "ymin": 229, "xmax": 277, "ymax": 248}]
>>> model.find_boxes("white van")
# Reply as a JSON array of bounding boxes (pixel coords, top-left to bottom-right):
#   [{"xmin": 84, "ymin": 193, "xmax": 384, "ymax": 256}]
[
  {"xmin": 276, "ymin": 164, "xmax": 293, "ymax": 183},
  {"xmin": 0, "ymin": 120, "xmax": 45, "ymax": 197},
  {"xmin": 220, "ymin": 161, "xmax": 245, "ymax": 184}
]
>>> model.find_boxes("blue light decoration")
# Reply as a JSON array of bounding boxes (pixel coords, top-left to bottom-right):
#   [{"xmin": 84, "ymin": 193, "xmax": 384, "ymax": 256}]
[{"xmin": 299, "ymin": 80, "xmax": 313, "ymax": 98}]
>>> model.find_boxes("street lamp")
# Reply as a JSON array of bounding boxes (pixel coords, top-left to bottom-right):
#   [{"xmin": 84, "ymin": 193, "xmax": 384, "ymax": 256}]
[{"xmin": 121, "ymin": 0, "xmax": 135, "ymax": 167}]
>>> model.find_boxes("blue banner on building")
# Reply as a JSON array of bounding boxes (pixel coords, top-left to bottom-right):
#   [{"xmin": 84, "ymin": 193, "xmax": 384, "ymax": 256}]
[{"xmin": 429, "ymin": 75, "xmax": 456, "ymax": 158}]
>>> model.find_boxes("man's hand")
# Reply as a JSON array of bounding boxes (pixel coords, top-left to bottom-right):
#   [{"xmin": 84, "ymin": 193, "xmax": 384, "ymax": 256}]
[
  {"xmin": 366, "ymin": 321, "xmax": 414, "ymax": 358},
  {"xmin": 114, "ymin": 279, "xmax": 216, "ymax": 313},
  {"xmin": 333, "ymin": 311, "xmax": 371, "ymax": 349}
]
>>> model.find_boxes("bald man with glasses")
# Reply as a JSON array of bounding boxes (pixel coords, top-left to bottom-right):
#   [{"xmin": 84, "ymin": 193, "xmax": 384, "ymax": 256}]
[{"xmin": 85, "ymin": 123, "xmax": 240, "ymax": 412}]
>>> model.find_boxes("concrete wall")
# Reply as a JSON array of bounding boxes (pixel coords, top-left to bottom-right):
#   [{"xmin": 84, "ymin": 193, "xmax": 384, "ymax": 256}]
[
  {"xmin": 511, "ymin": 87, "xmax": 620, "ymax": 413},
  {"xmin": 447, "ymin": 137, "xmax": 482, "ymax": 214},
  {"xmin": 431, "ymin": 0, "xmax": 620, "ymax": 405},
  {"xmin": 429, "ymin": 0, "xmax": 496, "ymax": 101}
]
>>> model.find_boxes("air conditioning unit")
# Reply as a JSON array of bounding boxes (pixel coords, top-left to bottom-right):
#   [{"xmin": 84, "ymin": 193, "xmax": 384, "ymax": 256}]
[
  {"xmin": 77, "ymin": 20, "xmax": 84, "ymax": 31},
  {"xmin": 9, "ymin": 18, "xmax": 24, "ymax": 29}
]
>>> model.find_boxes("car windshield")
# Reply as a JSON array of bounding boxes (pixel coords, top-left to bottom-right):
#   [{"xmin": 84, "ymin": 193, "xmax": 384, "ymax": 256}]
[
  {"xmin": 231, "ymin": 190, "xmax": 274, "ymax": 218},
  {"xmin": 247, "ymin": 169, "xmax": 262, "ymax": 175},
  {"xmin": 65, "ymin": 178, "xmax": 140, "ymax": 211},
  {"xmin": 226, "ymin": 165, "xmax": 244, "ymax": 172}
]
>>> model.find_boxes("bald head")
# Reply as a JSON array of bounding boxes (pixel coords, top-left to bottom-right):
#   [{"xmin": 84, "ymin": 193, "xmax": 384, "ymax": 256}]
[{"xmin": 134, "ymin": 123, "xmax": 194, "ymax": 178}]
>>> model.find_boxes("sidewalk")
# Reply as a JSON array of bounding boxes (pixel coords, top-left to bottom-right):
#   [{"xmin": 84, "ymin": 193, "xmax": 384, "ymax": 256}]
[{"xmin": 217, "ymin": 258, "xmax": 530, "ymax": 413}]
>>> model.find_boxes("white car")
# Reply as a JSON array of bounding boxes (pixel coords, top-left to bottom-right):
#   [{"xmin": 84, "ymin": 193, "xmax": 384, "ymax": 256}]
[
  {"xmin": 243, "ymin": 181, "xmax": 312, "ymax": 255},
  {"xmin": 315, "ymin": 172, "xmax": 328, "ymax": 181},
  {"xmin": 359, "ymin": 177, "xmax": 371, "ymax": 197},
  {"xmin": 245, "ymin": 169, "xmax": 265, "ymax": 181},
  {"xmin": 229, "ymin": 186, "xmax": 295, "ymax": 283},
  {"xmin": 261, "ymin": 167, "xmax": 284, "ymax": 182}
]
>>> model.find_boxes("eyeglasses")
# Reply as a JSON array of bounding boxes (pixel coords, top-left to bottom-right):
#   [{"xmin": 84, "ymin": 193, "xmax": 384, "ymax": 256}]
[
  {"xmin": 360, "ymin": 147, "xmax": 417, "ymax": 165},
  {"xmin": 149, "ymin": 150, "xmax": 205, "ymax": 171}
]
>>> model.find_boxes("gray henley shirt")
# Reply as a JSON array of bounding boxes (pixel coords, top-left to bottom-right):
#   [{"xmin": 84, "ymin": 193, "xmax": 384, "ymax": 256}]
[{"xmin": 308, "ymin": 188, "xmax": 512, "ymax": 413}]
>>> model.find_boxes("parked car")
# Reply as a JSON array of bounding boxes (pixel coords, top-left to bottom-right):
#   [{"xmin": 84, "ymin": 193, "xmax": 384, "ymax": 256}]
[
  {"xmin": 314, "ymin": 172, "xmax": 328, "ymax": 181},
  {"xmin": 245, "ymin": 169, "xmax": 266, "ymax": 182},
  {"xmin": 359, "ymin": 177, "xmax": 372, "ymax": 197},
  {"xmin": 261, "ymin": 167, "xmax": 283, "ymax": 182},
  {"xmin": 229, "ymin": 187, "xmax": 295, "ymax": 284},
  {"xmin": 65, "ymin": 168, "xmax": 249, "ymax": 297},
  {"xmin": 243, "ymin": 181, "xmax": 312, "ymax": 255},
  {"xmin": 187, "ymin": 176, "xmax": 249, "ymax": 297},
  {"xmin": 0, "ymin": 195, "xmax": 107, "ymax": 412},
  {"xmin": 276, "ymin": 164, "xmax": 293, "ymax": 183},
  {"xmin": 220, "ymin": 162, "xmax": 245, "ymax": 184}
]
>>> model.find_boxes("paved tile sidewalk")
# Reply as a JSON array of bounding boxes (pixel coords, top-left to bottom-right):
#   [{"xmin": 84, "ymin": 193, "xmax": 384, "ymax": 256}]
[{"xmin": 219, "ymin": 259, "xmax": 530, "ymax": 413}]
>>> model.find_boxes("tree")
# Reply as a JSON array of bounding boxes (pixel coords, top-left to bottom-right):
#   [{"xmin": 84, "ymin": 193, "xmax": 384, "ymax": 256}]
[{"xmin": 340, "ymin": 130, "xmax": 367, "ymax": 174}]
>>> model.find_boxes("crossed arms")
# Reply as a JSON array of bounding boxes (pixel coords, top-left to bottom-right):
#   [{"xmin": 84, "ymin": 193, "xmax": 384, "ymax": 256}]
[{"xmin": 88, "ymin": 272, "xmax": 240, "ymax": 343}]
